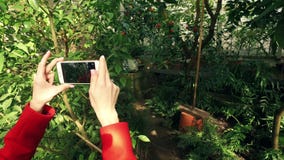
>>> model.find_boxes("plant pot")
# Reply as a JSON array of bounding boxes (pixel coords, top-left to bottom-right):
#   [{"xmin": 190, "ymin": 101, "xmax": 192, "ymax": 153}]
[
  {"xmin": 179, "ymin": 111, "xmax": 203, "ymax": 131},
  {"xmin": 178, "ymin": 104, "xmax": 210, "ymax": 131},
  {"xmin": 178, "ymin": 104, "xmax": 229, "ymax": 132}
]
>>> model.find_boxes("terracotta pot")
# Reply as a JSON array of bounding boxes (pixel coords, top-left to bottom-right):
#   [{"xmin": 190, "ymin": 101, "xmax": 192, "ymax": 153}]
[{"xmin": 179, "ymin": 111, "xmax": 203, "ymax": 131}]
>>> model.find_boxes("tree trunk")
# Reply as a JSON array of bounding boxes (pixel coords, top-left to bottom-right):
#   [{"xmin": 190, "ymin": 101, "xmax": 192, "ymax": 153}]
[{"xmin": 272, "ymin": 107, "xmax": 284, "ymax": 149}]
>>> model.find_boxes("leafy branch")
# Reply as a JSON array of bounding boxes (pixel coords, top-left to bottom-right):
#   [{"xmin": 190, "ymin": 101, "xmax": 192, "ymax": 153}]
[{"xmin": 42, "ymin": 0, "xmax": 102, "ymax": 153}]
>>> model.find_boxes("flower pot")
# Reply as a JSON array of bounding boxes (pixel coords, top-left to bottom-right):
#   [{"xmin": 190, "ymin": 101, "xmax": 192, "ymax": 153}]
[
  {"xmin": 178, "ymin": 104, "xmax": 229, "ymax": 132},
  {"xmin": 179, "ymin": 111, "xmax": 203, "ymax": 131},
  {"xmin": 178, "ymin": 104, "xmax": 210, "ymax": 131}
]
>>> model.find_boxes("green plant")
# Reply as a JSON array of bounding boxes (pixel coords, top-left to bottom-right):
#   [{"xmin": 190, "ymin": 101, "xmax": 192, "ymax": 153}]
[
  {"xmin": 194, "ymin": 51, "xmax": 284, "ymax": 158},
  {"xmin": 178, "ymin": 121, "xmax": 246, "ymax": 160},
  {"xmin": 256, "ymin": 149, "xmax": 284, "ymax": 160},
  {"xmin": 226, "ymin": 0, "xmax": 284, "ymax": 51},
  {"xmin": 144, "ymin": 73, "xmax": 183, "ymax": 118},
  {"xmin": 145, "ymin": 96, "xmax": 179, "ymax": 119}
]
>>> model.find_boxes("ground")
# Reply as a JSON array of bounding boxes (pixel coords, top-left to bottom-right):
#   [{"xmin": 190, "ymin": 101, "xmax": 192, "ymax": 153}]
[{"xmin": 133, "ymin": 102, "xmax": 183, "ymax": 160}]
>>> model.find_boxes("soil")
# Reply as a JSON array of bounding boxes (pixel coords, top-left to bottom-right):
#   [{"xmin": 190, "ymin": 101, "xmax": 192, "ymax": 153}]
[{"xmin": 133, "ymin": 102, "xmax": 183, "ymax": 160}]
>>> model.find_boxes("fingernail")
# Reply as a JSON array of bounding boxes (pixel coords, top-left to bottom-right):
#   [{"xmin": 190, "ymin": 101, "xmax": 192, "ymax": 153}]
[
  {"xmin": 90, "ymin": 69, "xmax": 95, "ymax": 74},
  {"xmin": 70, "ymin": 85, "xmax": 75, "ymax": 88},
  {"xmin": 101, "ymin": 55, "xmax": 105, "ymax": 59}
]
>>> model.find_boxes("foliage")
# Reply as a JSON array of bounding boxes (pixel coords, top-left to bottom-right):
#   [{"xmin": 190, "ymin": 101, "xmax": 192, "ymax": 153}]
[
  {"xmin": 177, "ymin": 121, "xmax": 248, "ymax": 160},
  {"xmin": 0, "ymin": 54, "xmax": 39, "ymax": 146},
  {"xmin": 226, "ymin": 0, "xmax": 284, "ymax": 49},
  {"xmin": 194, "ymin": 52, "xmax": 284, "ymax": 158},
  {"xmin": 257, "ymin": 149, "xmax": 284, "ymax": 160},
  {"xmin": 144, "ymin": 73, "xmax": 184, "ymax": 120},
  {"xmin": 145, "ymin": 95, "xmax": 179, "ymax": 119}
]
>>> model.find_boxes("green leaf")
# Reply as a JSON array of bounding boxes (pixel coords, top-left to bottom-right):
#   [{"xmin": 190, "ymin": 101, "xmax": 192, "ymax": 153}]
[
  {"xmin": 252, "ymin": 0, "xmax": 284, "ymax": 22},
  {"xmin": 119, "ymin": 77, "xmax": 127, "ymax": 87},
  {"xmin": 13, "ymin": 3, "xmax": 25, "ymax": 11},
  {"xmin": 0, "ymin": 53, "xmax": 4, "ymax": 73},
  {"xmin": 2, "ymin": 111, "xmax": 18, "ymax": 121},
  {"xmin": 7, "ymin": 84, "xmax": 16, "ymax": 94},
  {"xmin": 138, "ymin": 135, "xmax": 151, "ymax": 143},
  {"xmin": 0, "ymin": 98, "xmax": 13, "ymax": 111},
  {"xmin": 106, "ymin": 13, "xmax": 114, "ymax": 19},
  {"xmin": 28, "ymin": 0, "xmax": 40, "ymax": 11},
  {"xmin": 79, "ymin": 154, "xmax": 84, "ymax": 160},
  {"xmin": 10, "ymin": 50, "xmax": 25, "ymax": 58},
  {"xmin": 0, "ymin": 93, "xmax": 10, "ymax": 102},
  {"xmin": 0, "ymin": 0, "xmax": 8, "ymax": 12},
  {"xmin": 23, "ymin": 21, "xmax": 32, "ymax": 30},
  {"xmin": 114, "ymin": 64, "xmax": 122, "ymax": 73},
  {"xmin": 15, "ymin": 42, "xmax": 29, "ymax": 53},
  {"xmin": 88, "ymin": 152, "xmax": 97, "ymax": 160},
  {"xmin": 55, "ymin": 114, "xmax": 65, "ymax": 124},
  {"xmin": 132, "ymin": 138, "xmax": 137, "ymax": 148}
]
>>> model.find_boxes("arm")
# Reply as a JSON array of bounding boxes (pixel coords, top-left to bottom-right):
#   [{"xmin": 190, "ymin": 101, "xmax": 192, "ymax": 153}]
[
  {"xmin": 0, "ymin": 51, "xmax": 73, "ymax": 160},
  {"xmin": 100, "ymin": 122, "xmax": 137, "ymax": 160},
  {"xmin": 0, "ymin": 103, "xmax": 55, "ymax": 160},
  {"xmin": 89, "ymin": 56, "xmax": 137, "ymax": 160}
]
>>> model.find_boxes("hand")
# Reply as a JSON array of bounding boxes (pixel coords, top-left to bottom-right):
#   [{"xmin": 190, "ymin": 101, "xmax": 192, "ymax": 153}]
[
  {"xmin": 89, "ymin": 56, "xmax": 120, "ymax": 127},
  {"xmin": 30, "ymin": 51, "xmax": 74, "ymax": 112}
]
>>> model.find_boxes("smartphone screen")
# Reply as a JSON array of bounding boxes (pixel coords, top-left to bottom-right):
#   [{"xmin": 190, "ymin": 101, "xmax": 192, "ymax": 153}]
[{"xmin": 58, "ymin": 61, "xmax": 97, "ymax": 84}]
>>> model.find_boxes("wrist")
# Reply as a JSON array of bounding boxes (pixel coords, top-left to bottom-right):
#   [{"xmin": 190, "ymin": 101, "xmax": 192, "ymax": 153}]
[
  {"xmin": 98, "ymin": 111, "xmax": 119, "ymax": 127},
  {"xmin": 30, "ymin": 99, "xmax": 45, "ymax": 113}
]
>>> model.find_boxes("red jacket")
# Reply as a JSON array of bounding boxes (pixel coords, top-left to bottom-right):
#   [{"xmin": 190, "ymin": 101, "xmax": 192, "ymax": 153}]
[{"xmin": 0, "ymin": 103, "xmax": 137, "ymax": 160}]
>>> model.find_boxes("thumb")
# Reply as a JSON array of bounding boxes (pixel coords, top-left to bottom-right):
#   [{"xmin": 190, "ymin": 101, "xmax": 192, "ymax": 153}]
[{"xmin": 54, "ymin": 84, "xmax": 74, "ymax": 95}]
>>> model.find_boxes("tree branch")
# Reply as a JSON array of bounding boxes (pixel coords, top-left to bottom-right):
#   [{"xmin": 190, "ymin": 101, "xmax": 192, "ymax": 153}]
[
  {"xmin": 202, "ymin": 0, "xmax": 222, "ymax": 48},
  {"xmin": 188, "ymin": 0, "xmax": 201, "ymax": 58},
  {"xmin": 75, "ymin": 132, "xmax": 102, "ymax": 153},
  {"xmin": 204, "ymin": 0, "xmax": 213, "ymax": 17}
]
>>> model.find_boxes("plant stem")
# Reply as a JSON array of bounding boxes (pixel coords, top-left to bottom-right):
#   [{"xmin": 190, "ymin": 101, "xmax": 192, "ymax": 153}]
[
  {"xmin": 75, "ymin": 132, "xmax": 102, "ymax": 153},
  {"xmin": 192, "ymin": 0, "xmax": 205, "ymax": 108},
  {"xmin": 47, "ymin": 2, "xmax": 101, "ymax": 152},
  {"xmin": 62, "ymin": 92, "xmax": 102, "ymax": 153},
  {"xmin": 48, "ymin": 13, "xmax": 59, "ymax": 54}
]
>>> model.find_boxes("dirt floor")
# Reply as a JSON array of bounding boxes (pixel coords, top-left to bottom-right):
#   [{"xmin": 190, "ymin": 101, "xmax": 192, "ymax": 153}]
[{"xmin": 133, "ymin": 102, "xmax": 183, "ymax": 160}]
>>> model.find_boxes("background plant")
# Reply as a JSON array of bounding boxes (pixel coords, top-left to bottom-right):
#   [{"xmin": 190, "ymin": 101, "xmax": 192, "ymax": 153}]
[{"xmin": 177, "ymin": 121, "xmax": 249, "ymax": 160}]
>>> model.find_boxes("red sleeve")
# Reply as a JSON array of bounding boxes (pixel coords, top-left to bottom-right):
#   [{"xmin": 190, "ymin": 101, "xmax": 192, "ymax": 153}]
[
  {"xmin": 0, "ymin": 103, "xmax": 55, "ymax": 160},
  {"xmin": 100, "ymin": 122, "xmax": 137, "ymax": 160}
]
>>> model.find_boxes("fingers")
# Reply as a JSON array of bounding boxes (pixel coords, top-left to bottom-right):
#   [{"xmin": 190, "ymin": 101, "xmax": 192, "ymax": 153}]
[
  {"xmin": 98, "ymin": 56, "xmax": 107, "ymax": 84},
  {"xmin": 104, "ymin": 58, "xmax": 111, "ymax": 84},
  {"xmin": 47, "ymin": 72, "xmax": 55, "ymax": 84},
  {"xmin": 90, "ymin": 69, "xmax": 98, "ymax": 90},
  {"xmin": 90, "ymin": 69, "xmax": 98, "ymax": 83},
  {"xmin": 37, "ymin": 51, "xmax": 51, "ymax": 77},
  {"xmin": 46, "ymin": 57, "xmax": 64, "ymax": 73}
]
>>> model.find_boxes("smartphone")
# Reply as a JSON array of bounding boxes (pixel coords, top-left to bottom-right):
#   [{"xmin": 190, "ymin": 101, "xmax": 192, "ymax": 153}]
[{"xmin": 56, "ymin": 60, "xmax": 99, "ymax": 84}]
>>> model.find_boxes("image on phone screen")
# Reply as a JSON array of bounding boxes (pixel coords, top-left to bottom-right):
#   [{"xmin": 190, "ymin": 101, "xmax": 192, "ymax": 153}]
[{"xmin": 59, "ymin": 62, "xmax": 96, "ymax": 84}]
